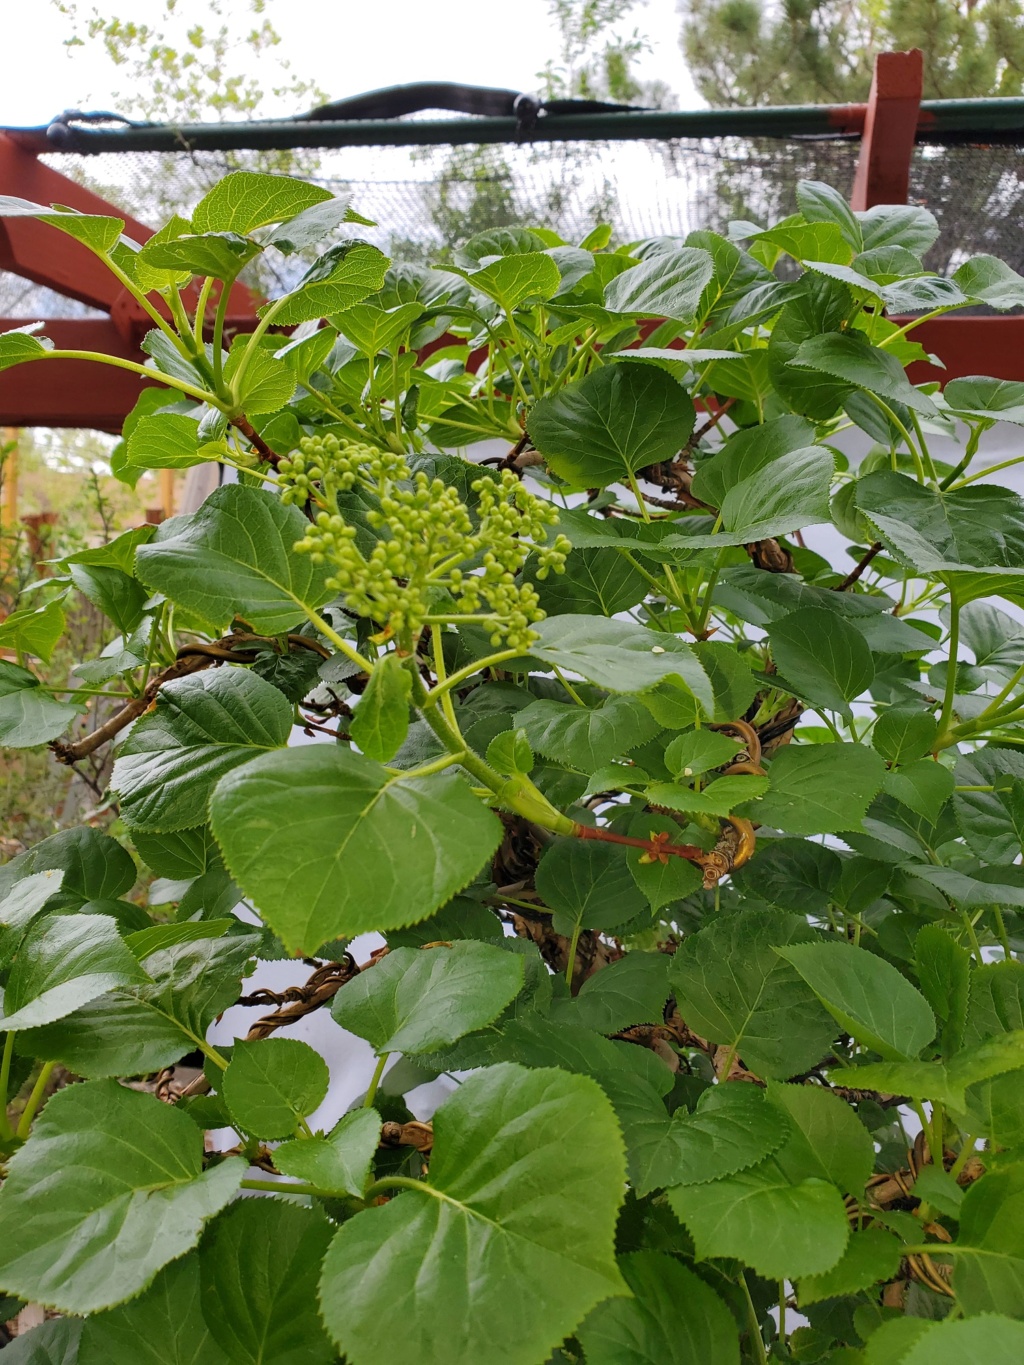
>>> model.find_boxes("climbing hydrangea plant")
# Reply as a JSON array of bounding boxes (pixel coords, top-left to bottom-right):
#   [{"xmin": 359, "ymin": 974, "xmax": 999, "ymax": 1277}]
[{"xmin": 2, "ymin": 170, "xmax": 1024, "ymax": 1361}]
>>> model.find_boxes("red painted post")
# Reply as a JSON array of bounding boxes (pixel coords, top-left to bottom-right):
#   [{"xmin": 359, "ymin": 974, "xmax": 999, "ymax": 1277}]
[{"xmin": 850, "ymin": 50, "xmax": 923, "ymax": 211}]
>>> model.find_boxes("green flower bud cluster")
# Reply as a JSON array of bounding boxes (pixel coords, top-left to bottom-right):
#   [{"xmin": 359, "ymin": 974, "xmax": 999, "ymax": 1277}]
[{"xmin": 288, "ymin": 434, "xmax": 570, "ymax": 648}]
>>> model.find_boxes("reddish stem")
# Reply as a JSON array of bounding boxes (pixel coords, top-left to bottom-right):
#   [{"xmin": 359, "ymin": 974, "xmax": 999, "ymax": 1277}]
[{"xmin": 571, "ymin": 821, "xmax": 706, "ymax": 866}]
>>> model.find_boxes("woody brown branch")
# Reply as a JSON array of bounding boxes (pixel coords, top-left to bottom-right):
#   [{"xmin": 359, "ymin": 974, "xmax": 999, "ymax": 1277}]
[{"xmin": 49, "ymin": 631, "xmax": 330, "ymax": 764}]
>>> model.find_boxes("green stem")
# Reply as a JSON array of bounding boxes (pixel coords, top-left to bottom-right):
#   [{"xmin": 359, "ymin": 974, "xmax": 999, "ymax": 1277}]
[
  {"xmin": 910, "ymin": 410, "xmax": 939, "ymax": 484},
  {"xmin": 960, "ymin": 906, "xmax": 984, "ymax": 964},
  {"xmin": 940, "ymin": 422, "xmax": 985, "ymax": 490},
  {"xmin": 364, "ymin": 1052, "xmax": 390, "ymax": 1109},
  {"xmin": 193, "ymin": 277, "xmax": 215, "ymax": 348},
  {"xmin": 198, "ymin": 1041, "xmax": 230, "ymax": 1072},
  {"xmin": 211, "ymin": 283, "xmax": 232, "ymax": 392},
  {"xmin": 226, "ymin": 297, "xmax": 289, "ymax": 404},
  {"xmin": 363, "ymin": 1174, "xmax": 428, "ymax": 1200},
  {"xmin": 0, "ymin": 1032, "xmax": 15, "ymax": 1141},
  {"xmin": 949, "ymin": 1135, "xmax": 979, "ymax": 1182},
  {"xmin": 778, "ymin": 1281, "xmax": 787, "ymax": 1349},
  {"xmin": 564, "ymin": 921, "xmax": 583, "ymax": 987},
  {"xmin": 877, "ymin": 305, "xmax": 956, "ymax": 349},
  {"xmin": 240, "ymin": 1176, "xmax": 345, "ymax": 1200},
  {"xmin": 17, "ymin": 1061, "xmax": 56, "ymax": 1139},
  {"xmin": 993, "ymin": 904, "xmax": 1013, "ymax": 960},
  {"xmin": 954, "ymin": 451, "xmax": 1024, "ymax": 488},
  {"xmin": 398, "ymin": 751, "xmax": 466, "ymax": 780},
  {"xmin": 431, "ymin": 626, "xmax": 461, "ymax": 733},
  {"xmin": 738, "ymin": 1272, "xmax": 768, "ymax": 1365},
  {"xmin": 939, "ymin": 593, "xmax": 961, "ymax": 737},
  {"xmin": 303, "ymin": 608, "xmax": 375, "ymax": 674},
  {"xmin": 43, "ymin": 350, "xmax": 216, "ymax": 406},
  {"xmin": 625, "ymin": 470, "xmax": 689, "ymax": 616},
  {"xmin": 913, "ymin": 1099, "xmax": 943, "ymax": 1166},
  {"xmin": 552, "ymin": 665, "xmax": 586, "ymax": 706},
  {"xmin": 424, "ymin": 648, "xmax": 523, "ymax": 703},
  {"xmin": 869, "ymin": 394, "xmax": 926, "ymax": 482}
]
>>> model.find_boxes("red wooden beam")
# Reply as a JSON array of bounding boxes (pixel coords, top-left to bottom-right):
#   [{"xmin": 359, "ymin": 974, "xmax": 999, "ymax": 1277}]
[
  {"xmin": 906, "ymin": 316, "xmax": 1024, "ymax": 385},
  {"xmin": 850, "ymin": 50, "xmax": 923, "ymax": 211},
  {"xmin": 0, "ymin": 319, "xmax": 158, "ymax": 431}
]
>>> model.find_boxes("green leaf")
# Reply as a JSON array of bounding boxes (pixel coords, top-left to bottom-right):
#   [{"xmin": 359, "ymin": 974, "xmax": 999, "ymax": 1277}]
[
  {"xmin": 0, "ymin": 325, "xmax": 53, "ymax": 373},
  {"xmin": 0, "ymin": 827, "xmax": 136, "ymax": 906},
  {"xmin": 0, "ymin": 1319, "xmax": 82, "ymax": 1363},
  {"xmin": 709, "ymin": 444, "xmax": 835, "ymax": 545},
  {"xmin": 68, "ymin": 561, "xmax": 147, "ymax": 634},
  {"xmin": 131, "ymin": 214, "xmax": 194, "ymax": 293},
  {"xmin": 0, "ymin": 660, "xmax": 78, "ymax": 748},
  {"xmin": 139, "ymin": 231, "xmax": 259, "ymax": 283},
  {"xmin": 914, "ymin": 1165, "xmax": 964, "ymax": 1218},
  {"xmin": 577, "ymin": 1250, "xmax": 739, "ymax": 1365},
  {"xmin": 738, "ymin": 743, "xmax": 887, "ymax": 835},
  {"xmin": 337, "ymin": 301, "xmax": 424, "ymax": 356},
  {"xmin": 856, "ymin": 470, "xmax": 1024, "ymax": 582},
  {"xmin": 0, "ymin": 599, "xmax": 65, "ymax": 663},
  {"xmin": 767, "ymin": 1080, "xmax": 875, "ymax": 1193},
  {"xmin": 797, "ymin": 180, "xmax": 863, "ymax": 250},
  {"xmin": 461, "ymin": 252, "xmax": 562, "ymax": 310},
  {"xmin": 78, "ymin": 1255, "xmax": 228, "ymax": 1365},
  {"xmin": 668, "ymin": 909, "xmax": 837, "ymax": 1079},
  {"xmin": 954, "ymin": 750, "xmax": 1024, "ymax": 862},
  {"xmin": 350, "ymin": 654, "xmax": 412, "ymax": 762},
  {"xmin": 900, "ymin": 1317, "xmax": 1024, "ymax": 1364},
  {"xmin": 777, "ymin": 940, "xmax": 935, "ymax": 1062},
  {"xmin": 625, "ymin": 811, "xmax": 703, "ymax": 911},
  {"xmin": 133, "ymin": 826, "xmax": 218, "ymax": 879},
  {"xmin": 0, "ymin": 913, "xmax": 150, "ymax": 1031},
  {"xmin": 210, "ymin": 745, "xmax": 502, "ymax": 953},
  {"xmin": 112, "ymin": 669, "xmax": 292, "ymax": 832},
  {"xmin": 222, "ymin": 341, "xmax": 296, "ymax": 414},
  {"xmin": 386, "ymin": 897, "xmax": 501, "ymax": 947},
  {"xmin": 797, "ymin": 1227, "xmax": 903, "ymax": 1307},
  {"xmin": 668, "ymin": 1159, "xmax": 850, "ymax": 1279},
  {"xmin": 275, "ymin": 1109, "xmax": 382, "ymax": 1199},
  {"xmin": 527, "ymin": 362, "xmax": 695, "ymax": 487},
  {"xmin": 731, "ymin": 837, "xmax": 841, "ymax": 918},
  {"xmin": 755, "ymin": 220, "xmax": 854, "ymax": 265},
  {"xmin": 528, "ymin": 617, "xmax": 713, "ymax": 714},
  {"xmin": 576, "ymin": 953, "xmax": 671, "ymax": 1034},
  {"xmin": 221, "ymin": 1037, "xmax": 330, "ymax": 1139},
  {"xmin": 954, "ymin": 255, "xmax": 1024, "ymax": 311},
  {"xmin": 857, "ymin": 203, "xmax": 939, "ymax": 255},
  {"xmin": 645, "ymin": 773, "xmax": 769, "ymax": 818},
  {"xmin": 18, "ymin": 930, "xmax": 259, "ymax": 1078},
  {"xmin": 267, "ymin": 242, "xmax": 390, "ymax": 325},
  {"xmin": 529, "ymin": 547, "xmax": 648, "ymax": 617},
  {"xmin": 945, "ymin": 376, "xmax": 1024, "ymax": 425},
  {"xmin": 603, "ymin": 247, "xmax": 715, "ymax": 322},
  {"xmin": 690, "ymin": 414, "xmax": 815, "ymax": 508},
  {"xmin": 125, "ymin": 413, "xmax": 207, "ymax": 470},
  {"xmin": 135, "ymin": 485, "xmax": 332, "ymax": 634},
  {"xmin": 793, "ymin": 331, "xmax": 937, "ymax": 416},
  {"xmin": 332, "ymin": 942, "xmax": 524, "ymax": 1055},
  {"xmin": 535, "ymin": 837, "xmax": 646, "ymax": 937},
  {"xmin": 516, "ymin": 695, "xmax": 661, "ymax": 771},
  {"xmin": 663, "ymin": 729, "xmax": 740, "ymax": 777},
  {"xmin": 964, "ymin": 962, "xmax": 1024, "ymax": 1049},
  {"xmin": 319, "ymin": 1063, "xmax": 627, "ymax": 1365},
  {"xmin": 199, "ymin": 1200, "xmax": 335, "ymax": 1365},
  {"xmin": 0, "ymin": 196, "xmax": 125, "ymax": 254},
  {"xmin": 486, "ymin": 727, "xmax": 533, "ymax": 775},
  {"xmin": 953, "ymin": 1165, "xmax": 1024, "ymax": 1316},
  {"xmin": 635, "ymin": 1082, "xmax": 788, "ymax": 1197},
  {"xmin": 768, "ymin": 607, "xmax": 874, "ymax": 716},
  {"xmin": 915, "ymin": 924, "xmax": 970, "ymax": 1055},
  {"xmin": 0, "ymin": 1080, "xmax": 243, "ymax": 1312},
  {"xmin": 191, "ymin": 171, "xmax": 333, "ymax": 235},
  {"xmin": 264, "ymin": 194, "xmax": 367, "ymax": 254},
  {"xmin": 872, "ymin": 708, "xmax": 939, "ymax": 765}
]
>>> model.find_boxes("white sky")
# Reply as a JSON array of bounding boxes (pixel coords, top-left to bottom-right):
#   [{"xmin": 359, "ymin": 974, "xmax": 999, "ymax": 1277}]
[{"xmin": 1, "ymin": 0, "xmax": 696, "ymax": 128}]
